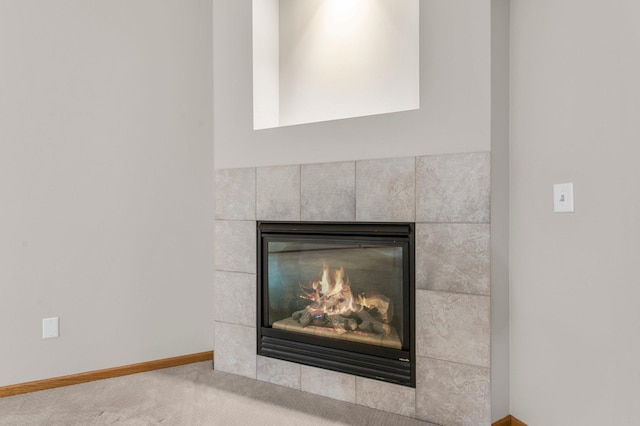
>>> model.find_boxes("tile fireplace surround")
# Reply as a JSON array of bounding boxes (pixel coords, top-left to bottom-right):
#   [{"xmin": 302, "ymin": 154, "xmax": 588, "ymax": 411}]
[{"xmin": 214, "ymin": 152, "xmax": 491, "ymax": 425}]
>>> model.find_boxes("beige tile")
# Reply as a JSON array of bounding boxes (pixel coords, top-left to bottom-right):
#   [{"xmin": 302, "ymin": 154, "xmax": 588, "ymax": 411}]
[
  {"xmin": 416, "ymin": 223, "xmax": 490, "ymax": 295},
  {"xmin": 214, "ymin": 271, "xmax": 256, "ymax": 327},
  {"xmin": 214, "ymin": 220, "xmax": 256, "ymax": 274},
  {"xmin": 416, "ymin": 152, "xmax": 490, "ymax": 223},
  {"xmin": 301, "ymin": 161, "xmax": 356, "ymax": 221},
  {"xmin": 256, "ymin": 165, "xmax": 300, "ymax": 221},
  {"xmin": 416, "ymin": 357, "xmax": 490, "ymax": 426},
  {"xmin": 356, "ymin": 157, "xmax": 415, "ymax": 222},
  {"xmin": 215, "ymin": 168, "xmax": 256, "ymax": 220},
  {"xmin": 356, "ymin": 377, "xmax": 416, "ymax": 418},
  {"xmin": 416, "ymin": 290, "xmax": 490, "ymax": 368},
  {"xmin": 214, "ymin": 322, "xmax": 256, "ymax": 379},
  {"xmin": 300, "ymin": 365, "xmax": 356, "ymax": 403},
  {"xmin": 257, "ymin": 356, "xmax": 301, "ymax": 390}
]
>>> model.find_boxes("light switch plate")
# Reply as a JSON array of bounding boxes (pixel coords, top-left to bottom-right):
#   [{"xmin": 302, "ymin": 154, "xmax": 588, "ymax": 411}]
[
  {"xmin": 554, "ymin": 183, "xmax": 574, "ymax": 213},
  {"xmin": 43, "ymin": 317, "xmax": 59, "ymax": 339}
]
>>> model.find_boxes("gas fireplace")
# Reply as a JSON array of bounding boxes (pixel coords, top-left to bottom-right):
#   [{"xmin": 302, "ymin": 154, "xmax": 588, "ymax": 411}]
[{"xmin": 257, "ymin": 222, "xmax": 415, "ymax": 387}]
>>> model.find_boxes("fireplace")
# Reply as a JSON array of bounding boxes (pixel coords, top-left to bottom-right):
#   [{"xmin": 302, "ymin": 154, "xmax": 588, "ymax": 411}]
[{"xmin": 257, "ymin": 221, "xmax": 415, "ymax": 387}]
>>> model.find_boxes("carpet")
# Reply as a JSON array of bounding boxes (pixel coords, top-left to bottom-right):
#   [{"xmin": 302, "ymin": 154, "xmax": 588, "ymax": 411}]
[{"xmin": 0, "ymin": 361, "xmax": 435, "ymax": 425}]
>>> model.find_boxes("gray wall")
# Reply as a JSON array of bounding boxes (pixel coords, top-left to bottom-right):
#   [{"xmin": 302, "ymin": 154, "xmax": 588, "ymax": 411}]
[
  {"xmin": 214, "ymin": 0, "xmax": 492, "ymax": 169},
  {"xmin": 510, "ymin": 0, "xmax": 640, "ymax": 423},
  {"xmin": 490, "ymin": 0, "xmax": 510, "ymax": 420},
  {"xmin": 0, "ymin": 0, "xmax": 214, "ymax": 386}
]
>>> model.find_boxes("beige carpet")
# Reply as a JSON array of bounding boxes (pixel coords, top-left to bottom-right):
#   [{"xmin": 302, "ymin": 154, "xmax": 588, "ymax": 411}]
[{"xmin": 0, "ymin": 362, "xmax": 435, "ymax": 425}]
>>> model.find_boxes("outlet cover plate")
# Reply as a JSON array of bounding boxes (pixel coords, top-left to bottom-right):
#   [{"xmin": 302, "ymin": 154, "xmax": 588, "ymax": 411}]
[{"xmin": 43, "ymin": 317, "xmax": 59, "ymax": 339}]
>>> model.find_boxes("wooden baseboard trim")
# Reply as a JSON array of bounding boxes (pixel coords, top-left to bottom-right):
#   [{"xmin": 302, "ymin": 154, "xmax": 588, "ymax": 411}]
[
  {"xmin": 0, "ymin": 351, "xmax": 213, "ymax": 398},
  {"xmin": 493, "ymin": 415, "xmax": 527, "ymax": 426}
]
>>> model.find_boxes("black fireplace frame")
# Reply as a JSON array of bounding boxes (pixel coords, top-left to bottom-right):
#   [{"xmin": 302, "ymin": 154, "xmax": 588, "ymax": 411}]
[{"xmin": 257, "ymin": 221, "xmax": 416, "ymax": 388}]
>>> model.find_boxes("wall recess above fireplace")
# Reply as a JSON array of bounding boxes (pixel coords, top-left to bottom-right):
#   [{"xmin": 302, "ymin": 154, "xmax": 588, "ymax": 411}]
[
  {"xmin": 257, "ymin": 221, "xmax": 416, "ymax": 387},
  {"xmin": 252, "ymin": 0, "xmax": 420, "ymax": 129}
]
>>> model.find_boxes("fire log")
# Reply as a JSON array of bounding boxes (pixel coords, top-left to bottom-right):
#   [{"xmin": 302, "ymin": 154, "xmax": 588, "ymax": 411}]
[
  {"xmin": 361, "ymin": 295, "xmax": 393, "ymax": 324},
  {"xmin": 327, "ymin": 314, "xmax": 358, "ymax": 332},
  {"xmin": 292, "ymin": 303, "xmax": 324, "ymax": 327},
  {"xmin": 355, "ymin": 310, "xmax": 391, "ymax": 336},
  {"xmin": 292, "ymin": 308, "xmax": 312, "ymax": 327}
]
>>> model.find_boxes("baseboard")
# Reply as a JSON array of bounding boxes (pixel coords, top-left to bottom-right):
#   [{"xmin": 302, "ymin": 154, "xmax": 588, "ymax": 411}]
[
  {"xmin": 0, "ymin": 351, "xmax": 214, "ymax": 398},
  {"xmin": 493, "ymin": 415, "xmax": 527, "ymax": 426}
]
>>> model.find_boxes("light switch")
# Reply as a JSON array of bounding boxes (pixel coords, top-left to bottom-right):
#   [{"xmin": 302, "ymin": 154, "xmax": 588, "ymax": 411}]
[{"xmin": 554, "ymin": 183, "xmax": 574, "ymax": 213}]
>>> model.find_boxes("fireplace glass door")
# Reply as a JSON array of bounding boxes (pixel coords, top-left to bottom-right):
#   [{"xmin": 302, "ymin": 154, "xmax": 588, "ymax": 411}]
[
  {"xmin": 258, "ymin": 222, "xmax": 415, "ymax": 387},
  {"xmin": 267, "ymin": 240, "xmax": 405, "ymax": 349}
]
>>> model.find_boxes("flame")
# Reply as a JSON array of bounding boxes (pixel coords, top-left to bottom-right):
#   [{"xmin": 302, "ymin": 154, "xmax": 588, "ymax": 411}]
[
  {"xmin": 301, "ymin": 265, "xmax": 351, "ymax": 315},
  {"xmin": 296, "ymin": 263, "xmax": 393, "ymax": 336}
]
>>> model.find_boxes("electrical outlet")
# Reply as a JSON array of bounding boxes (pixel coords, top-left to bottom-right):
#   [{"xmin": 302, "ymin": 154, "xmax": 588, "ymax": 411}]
[{"xmin": 42, "ymin": 317, "xmax": 59, "ymax": 339}]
